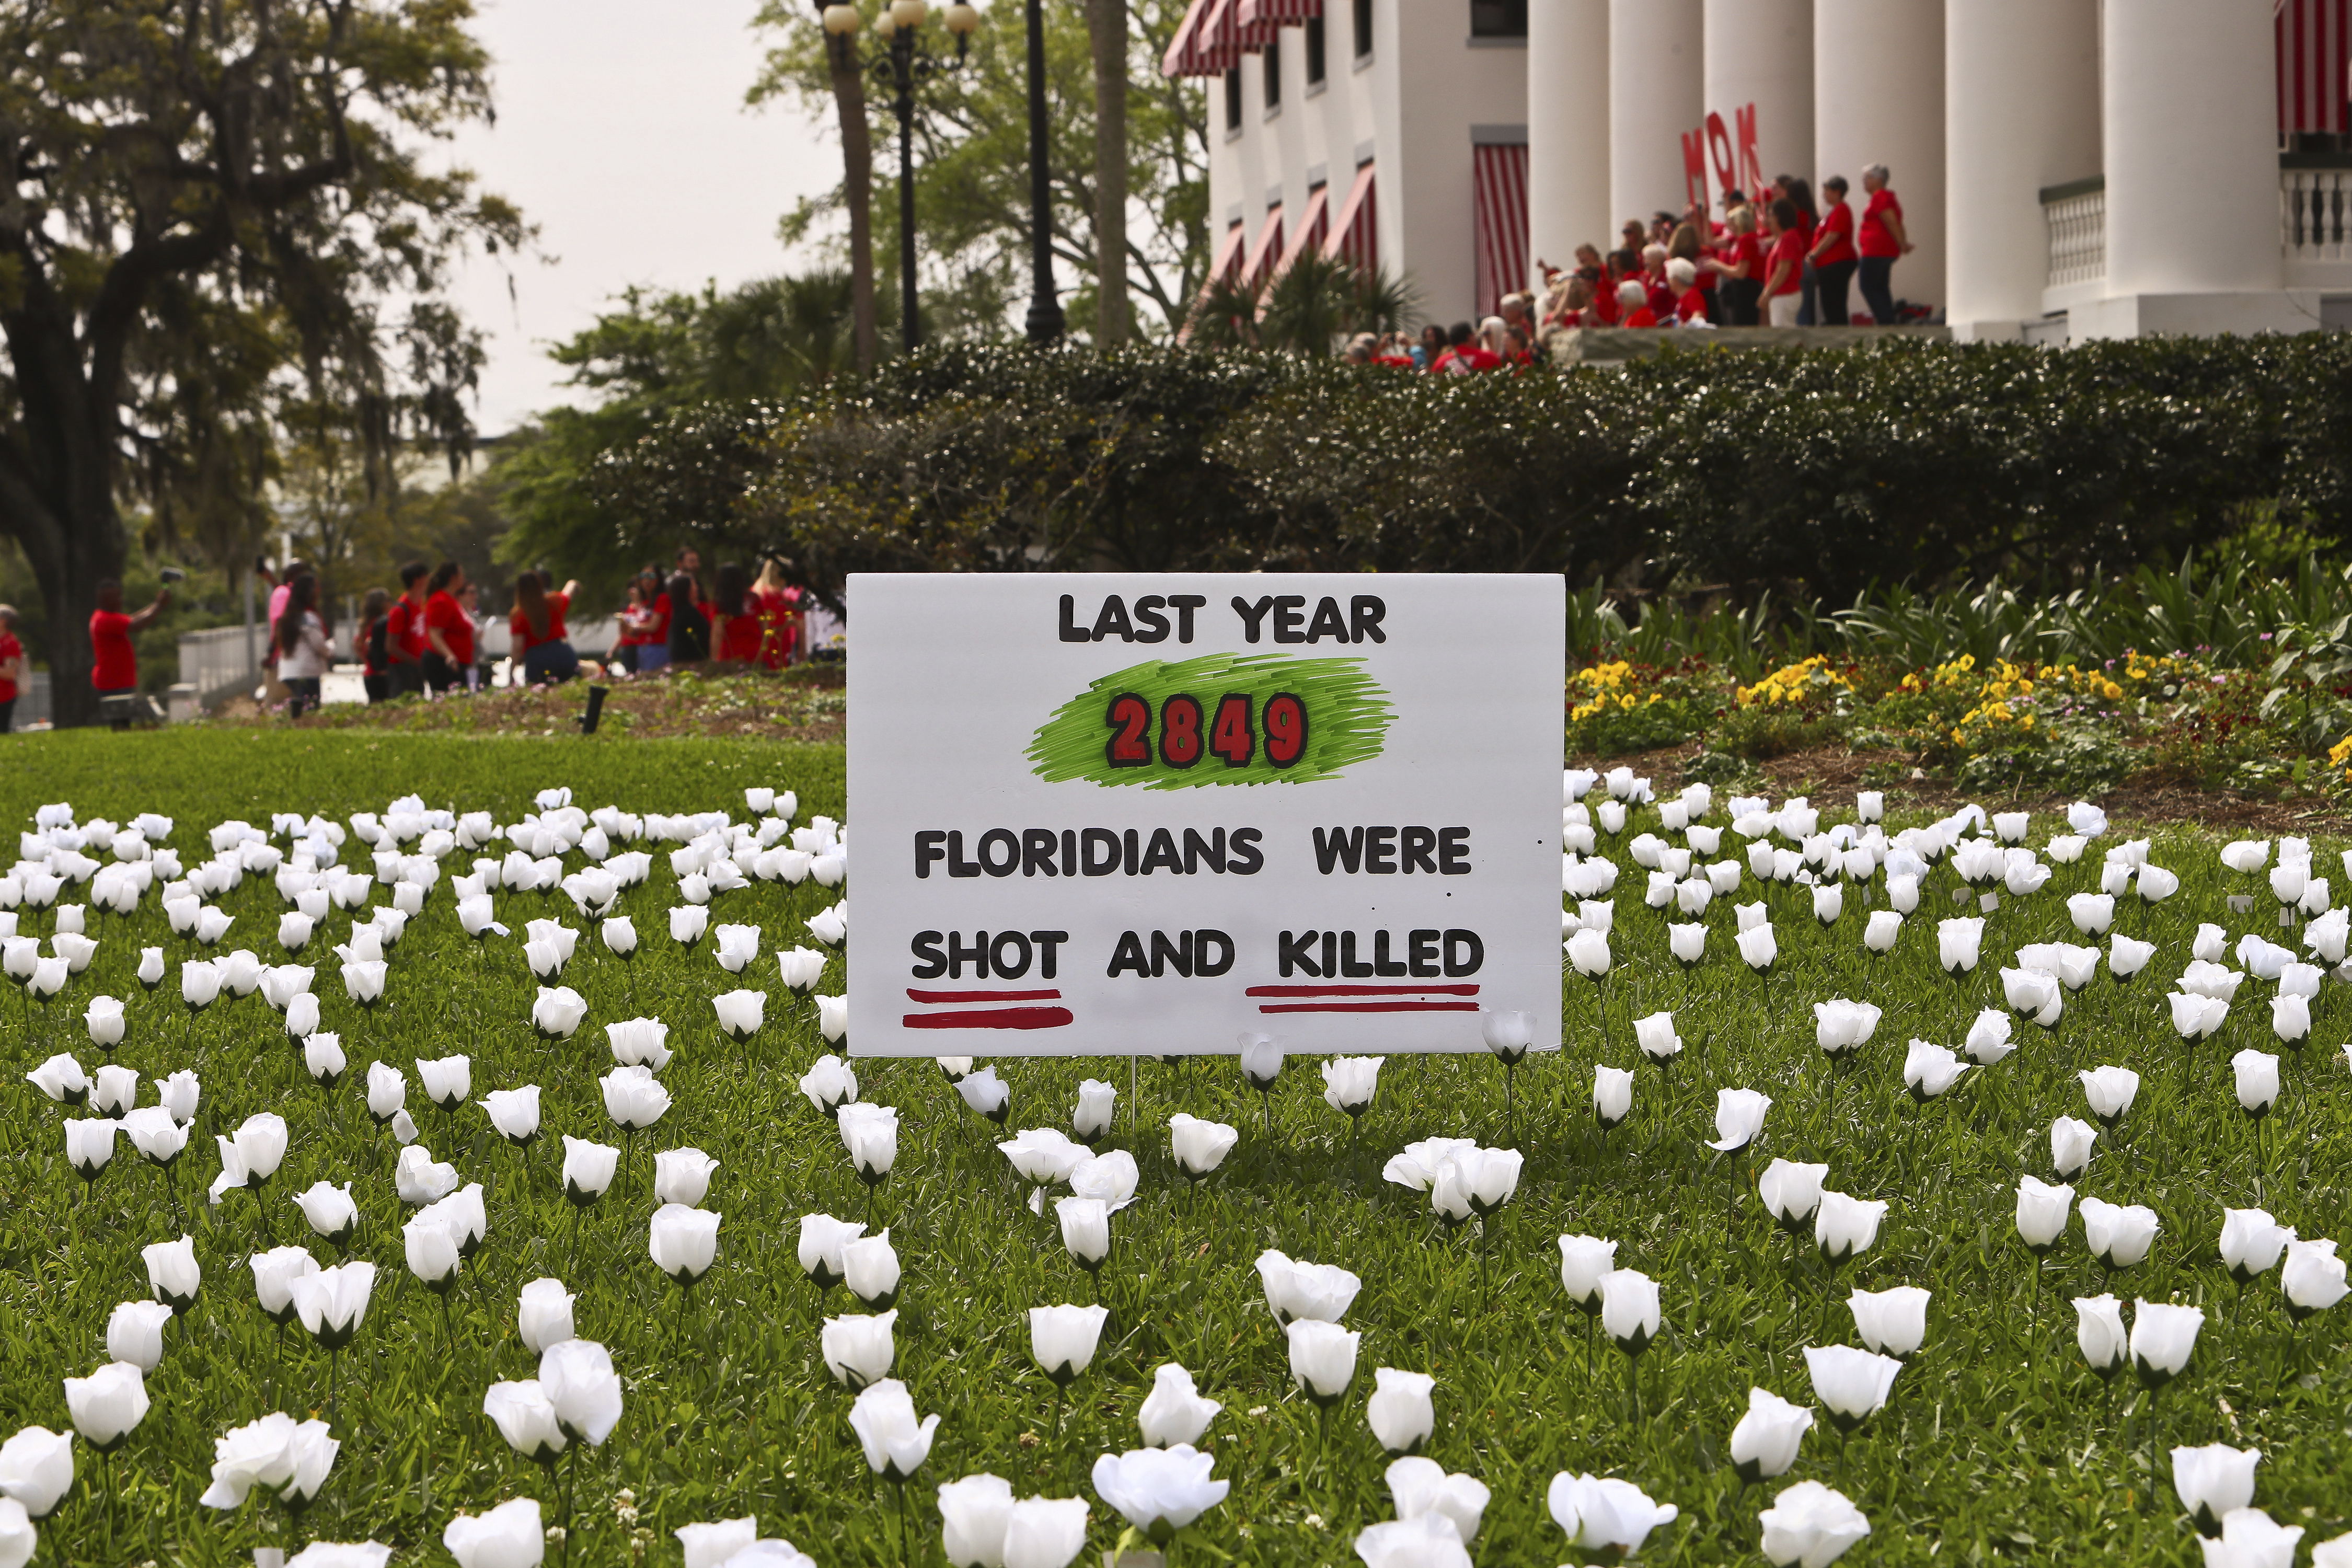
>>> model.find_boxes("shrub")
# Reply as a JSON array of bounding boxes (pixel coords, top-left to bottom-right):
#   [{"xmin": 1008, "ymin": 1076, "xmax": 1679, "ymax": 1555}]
[{"xmin": 592, "ymin": 336, "xmax": 2352, "ymax": 615}]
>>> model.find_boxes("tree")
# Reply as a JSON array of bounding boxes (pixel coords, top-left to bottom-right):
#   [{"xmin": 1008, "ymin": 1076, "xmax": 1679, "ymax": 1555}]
[
  {"xmin": 1083, "ymin": 0, "xmax": 1129, "ymax": 345},
  {"xmin": 1188, "ymin": 257, "xmax": 1419, "ymax": 354},
  {"xmin": 751, "ymin": 0, "xmax": 1208, "ymax": 340},
  {"xmin": 0, "ymin": 0, "xmax": 522, "ymax": 725},
  {"xmin": 494, "ymin": 274, "xmax": 863, "ymax": 602},
  {"xmin": 752, "ymin": 2, "xmax": 880, "ymax": 372}
]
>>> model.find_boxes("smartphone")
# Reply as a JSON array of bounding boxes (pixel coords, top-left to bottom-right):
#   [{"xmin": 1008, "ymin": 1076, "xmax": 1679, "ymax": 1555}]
[{"xmin": 159, "ymin": 568, "xmax": 187, "ymax": 584}]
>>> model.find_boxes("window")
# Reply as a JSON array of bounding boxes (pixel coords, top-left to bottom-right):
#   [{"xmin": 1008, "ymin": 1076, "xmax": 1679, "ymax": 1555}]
[
  {"xmin": 1353, "ymin": 0, "xmax": 1373, "ymax": 58},
  {"xmin": 1224, "ymin": 67, "xmax": 1241, "ymax": 132},
  {"xmin": 1469, "ymin": 0, "xmax": 1526, "ymax": 39},
  {"xmin": 1305, "ymin": 17, "xmax": 1326, "ymax": 85},
  {"xmin": 1263, "ymin": 36, "xmax": 1282, "ymax": 110}
]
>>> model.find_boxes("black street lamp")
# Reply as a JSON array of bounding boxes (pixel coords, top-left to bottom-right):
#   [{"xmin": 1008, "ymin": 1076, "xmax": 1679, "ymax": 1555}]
[
  {"xmin": 1020, "ymin": 0, "xmax": 1065, "ymax": 343},
  {"xmin": 825, "ymin": 1, "xmax": 979, "ymax": 352}
]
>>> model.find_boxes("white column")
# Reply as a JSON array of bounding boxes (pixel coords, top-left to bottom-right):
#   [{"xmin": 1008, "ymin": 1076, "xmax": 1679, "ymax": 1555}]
[
  {"xmin": 1610, "ymin": 0, "xmax": 1703, "ymax": 229},
  {"xmin": 1704, "ymin": 0, "xmax": 1813, "ymax": 195},
  {"xmin": 1815, "ymin": 0, "xmax": 1945, "ymax": 307},
  {"xmin": 1944, "ymin": 0, "xmax": 2099, "ymax": 331},
  {"xmin": 1529, "ymin": 0, "xmax": 1611, "ymax": 270},
  {"xmin": 2104, "ymin": 0, "xmax": 2281, "ymax": 296}
]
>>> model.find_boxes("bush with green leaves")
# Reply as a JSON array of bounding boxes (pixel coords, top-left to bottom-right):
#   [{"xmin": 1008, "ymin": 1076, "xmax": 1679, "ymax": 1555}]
[{"xmin": 586, "ymin": 336, "xmax": 2352, "ymax": 623}]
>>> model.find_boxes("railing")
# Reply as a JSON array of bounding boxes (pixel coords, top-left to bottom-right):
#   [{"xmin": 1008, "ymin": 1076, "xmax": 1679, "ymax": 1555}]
[
  {"xmin": 176, "ymin": 624, "xmax": 263, "ymax": 704},
  {"xmin": 2048, "ymin": 164, "xmax": 2352, "ymax": 294},
  {"xmin": 2041, "ymin": 176, "xmax": 2106, "ymax": 291},
  {"xmin": 2282, "ymin": 165, "xmax": 2352, "ymax": 264}
]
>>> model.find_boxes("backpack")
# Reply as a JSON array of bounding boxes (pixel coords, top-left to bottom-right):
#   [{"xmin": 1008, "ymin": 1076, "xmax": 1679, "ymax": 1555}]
[{"xmin": 366, "ymin": 616, "xmax": 389, "ymax": 669}]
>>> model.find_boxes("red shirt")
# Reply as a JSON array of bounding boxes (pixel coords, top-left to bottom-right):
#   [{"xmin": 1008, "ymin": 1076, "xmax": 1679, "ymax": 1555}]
[
  {"xmin": 1860, "ymin": 190, "xmax": 1904, "ymax": 259},
  {"xmin": 511, "ymin": 592, "xmax": 570, "ymax": 655},
  {"xmin": 716, "ymin": 606, "xmax": 763, "ymax": 662},
  {"xmin": 1435, "ymin": 346, "xmax": 1503, "ymax": 374},
  {"xmin": 386, "ymin": 595, "xmax": 428, "ymax": 661},
  {"xmin": 1764, "ymin": 230, "xmax": 1806, "ymax": 295},
  {"xmin": 1622, "ymin": 307, "xmax": 1659, "ymax": 329},
  {"xmin": 645, "ymin": 592, "xmax": 673, "ymax": 648},
  {"xmin": 1644, "ymin": 277, "xmax": 1676, "ymax": 318},
  {"xmin": 0, "ymin": 631, "xmax": 20, "ymax": 703},
  {"xmin": 1721, "ymin": 233, "xmax": 1762, "ymax": 280},
  {"xmin": 89, "ymin": 610, "xmax": 135, "ymax": 691},
  {"xmin": 1814, "ymin": 201, "xmax": 1857, "ymax": 266},
  {"xmin": 756, "ymin": 587, "xmax": 800, "ymax": 668},
  {"xmin": 1676, "ymin": 287, "xmax": 1709, "ymax": 322},
  {"xmin": 423, "ymin": 590, "xmax": 475, "ymax": 665}
]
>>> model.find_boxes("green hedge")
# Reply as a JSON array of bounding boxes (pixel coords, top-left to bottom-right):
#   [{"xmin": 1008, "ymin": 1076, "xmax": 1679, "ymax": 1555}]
[{"xmin": 590, "ymin": 335, "xmax": 2352, "ymax": 610}]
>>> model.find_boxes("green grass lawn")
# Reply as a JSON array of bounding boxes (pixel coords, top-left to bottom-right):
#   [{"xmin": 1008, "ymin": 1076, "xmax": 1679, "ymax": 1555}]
[{"xmin": 1, "ymin": 729, "xmax": 2347, "ymax": 1566}]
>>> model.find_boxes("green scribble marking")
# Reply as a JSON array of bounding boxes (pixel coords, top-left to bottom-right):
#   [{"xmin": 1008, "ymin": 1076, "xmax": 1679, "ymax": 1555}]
[{"xmin": 1027, "ymin": 652, "xmax": 1393, "ymax": 788}]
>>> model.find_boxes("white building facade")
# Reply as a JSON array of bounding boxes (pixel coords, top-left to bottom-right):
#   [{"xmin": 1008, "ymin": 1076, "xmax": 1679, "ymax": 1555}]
[{"xmin": 1173, "ymin": 0, "xmax": 2352, "ymax": 342}]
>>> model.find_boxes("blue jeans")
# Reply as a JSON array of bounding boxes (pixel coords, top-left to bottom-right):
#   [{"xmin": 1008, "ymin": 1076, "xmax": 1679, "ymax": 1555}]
[
  {"xmin": 1814, "ymin": 259, "xmax": 1857, "ymax": 325},
  {"xmin": 523, "ymin": 640, "xmax": 579, "ymax": 686},
  {"xmin": 1859, "ymin": 256, "xmax": 1897, "ymax": 325}
]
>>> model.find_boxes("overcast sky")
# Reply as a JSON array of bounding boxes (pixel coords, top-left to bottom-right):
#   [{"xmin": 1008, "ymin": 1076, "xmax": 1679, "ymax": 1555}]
[{"xmin": 440, "ymin": 0, "xmax": 839, "ymax": 434}]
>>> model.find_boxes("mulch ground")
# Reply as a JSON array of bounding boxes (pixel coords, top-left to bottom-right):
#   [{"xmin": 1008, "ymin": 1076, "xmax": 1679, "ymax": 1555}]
[{"xmin": 204, "ymin": 664, "xmax": 847, "ymax": 743}]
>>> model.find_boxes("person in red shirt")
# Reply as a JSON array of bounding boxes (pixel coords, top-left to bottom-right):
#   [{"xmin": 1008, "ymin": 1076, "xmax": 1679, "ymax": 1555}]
[
  {"xmin": 1705, "ymin": 206, "xmax": 1763, "ymax": 325},
  {"xmin": 751, "ymin": 558, "xmax": 803, "ymax": 668},
  {"xmin": 710, "ymin": 561, "xmax": 765, "ymax": 663},
  {"xmin": 1544, "ymin": 276, "xmax": 1595, "ymax": 328},
  {"xmin": 383, "ymin": 560, "xmax": 429, "ymax": 695},
  {"xmin": 1809, "ymin": 175, "xmax": 1859, "ymax": 325},
  {"xmin": 1761, "ymin": 199, "xmax": 1807, "ymax": 327},
  {"xmin": 1431, "ymin": 321, "xmax": 1501, "ymax": 374},
  {"xmin": 1668, "ymin": 222, "xmax": 1716, "ymax": 321},
  {"xmin": 511, "ymin": 569, "xmax": 581, "ymax": 686},
  {"xmin": 1639, "ymin": 245, "xmax": 1676, "ymax": 321},
  {"xmin": 1615, "ymin": 280, "xmax": 1658, "ymax": 329},
  {"xmin": 355, "ymin": 587, "xmax": 393, "ymax": 704},
  {"xmin": 1666, "ymin": 258, "xmax": 1709, "ymax": 323},
  {"xmin": 89, "ymin": 578, "xmax": 171, "ymax": 704},
  {"xmin": 633, "ymin": 567, "xmax": 675, "ymax": 672},
  {"xmin": 0, "ymin": 604, "xmax": 22, "ymax": 733},
  {"xmin": 420, "ymin": 560, "xmax": 474, "ymax": 694},
  {"xmin": 1856, "ymin": 163, "xmax": 1912, "ymax": 326}
]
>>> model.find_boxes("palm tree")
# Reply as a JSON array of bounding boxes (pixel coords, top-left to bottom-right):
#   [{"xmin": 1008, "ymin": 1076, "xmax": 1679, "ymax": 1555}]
[{"xmin": 1196, "ymin": 258, "xmax": 1420, "ymax": 355}]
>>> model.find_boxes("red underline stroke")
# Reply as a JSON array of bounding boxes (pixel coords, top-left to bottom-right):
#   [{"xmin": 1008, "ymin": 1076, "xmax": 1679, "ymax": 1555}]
[{"xmin": 902, "ymin": 1007, "xmax": 1076, "ymax": 1030}]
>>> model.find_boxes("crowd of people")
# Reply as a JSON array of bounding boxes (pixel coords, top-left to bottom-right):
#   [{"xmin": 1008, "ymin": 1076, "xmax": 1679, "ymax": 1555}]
[
  {"xmin": 254, "ymin": 545, "xmax": 806, "ymax": 715},
  {"xmin": 1341, "ymin": 165, "xmax": 1918, "ymax": 373}
]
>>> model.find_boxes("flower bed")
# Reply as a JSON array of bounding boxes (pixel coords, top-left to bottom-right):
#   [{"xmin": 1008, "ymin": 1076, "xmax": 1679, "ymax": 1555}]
[{"xmin": 1569, "ymin": 647, "xmax": 2352, "ymax": 805}]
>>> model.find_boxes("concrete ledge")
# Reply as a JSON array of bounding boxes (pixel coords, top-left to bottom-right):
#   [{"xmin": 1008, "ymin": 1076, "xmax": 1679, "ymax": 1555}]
[
  {"xmin": 2068, "ymin": 290, "xmax": 2326, "ymax": 343},
  {"xmin": 1547, "ymin": 324, "xmax": 1952, "ymax": 365}
]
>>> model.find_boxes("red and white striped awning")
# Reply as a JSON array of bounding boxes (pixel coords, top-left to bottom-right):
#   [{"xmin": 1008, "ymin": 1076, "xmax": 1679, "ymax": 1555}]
[
  {"xmin": 1322, "ymin": 163, "xmax": 1378, "ymax": 273},
  {"xmin": 1271, "ymin": 183, "xmax": 1331, "ymax": 284},
  {"xmin": 1237, "ymin": 0, "xmax": 1322, "ymax": 27},
  {"xmin": 2278, "ymin": 0, "xmax": 2350, "ymax": 135},
  {"xmin": 1239, "ymin": 205, "xmax": 1287, "ymax": 289},
  {"xmin": 1162, "ymin": 0, "xmax": 1215, "ymax": 77},
  {"xmin": 1472, "ymin": 143, "xmax": 1529, "ymax": 320},
  {"xmin": 1162, "ymin": 0, "xmax": 1277, "ymax": 77},
  {"xmin": 1207, "ymin": 219, "xmax": 1249, "ymax": 286}
]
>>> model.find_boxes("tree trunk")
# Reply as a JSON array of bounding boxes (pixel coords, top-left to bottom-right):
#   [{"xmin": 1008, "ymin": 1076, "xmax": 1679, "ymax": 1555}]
[
  {"xmin": 817, "ymin": 10, "xmax": 881, "ymax": 372},
  {"xmin": 1085, "ymin": 0, "xmax": 1131, "ymax": 345},
  {"xmin": 0, "ymin": 290, "xmax": 130, "ymax": 730}
]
